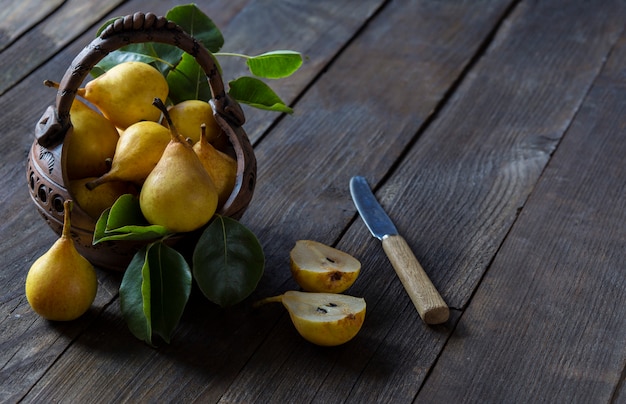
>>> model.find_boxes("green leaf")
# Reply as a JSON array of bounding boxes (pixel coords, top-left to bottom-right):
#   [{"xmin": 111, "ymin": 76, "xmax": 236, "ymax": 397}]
[
  {"xmin": 93, "ymin": 226, "xmax": 170, "ymax": 243},
  {"xmin": 93, "ymin": 208, "xmax": 112, "ymax": 242},
  {"xmin": 119, "ymin": 242, "xmax": 192, "ymax": 345},
  {"xmin": 166, "ymin": 4, "xmax": 224, "ymax": 53},
  {"xmin": 146, "ymin": 242, "xmax": 192, "ymax": 343},
  {"xmin": 96, "ymin": 44, "xmax": 161, "ymax": 70},
  {"xmin": 93, "ymin": 194, "xmax": 169, "ymax": 244},
  {"xmin": 95, "ymin": 17, "xmax": 118, "ymax": 37},
  {"xmin": 246, "ymin": 51, "xmax": 302, "ymax": 79},
  {"xmin": 228, "ymin": 77, "xmax": 293, "ymax": 113},
  {"xmin": 193, "ymin": 216, "xmax": 265, "ymax": 307},
  {"xmin": 93, "ymin": 43, "xmax": 183, "ymax": 79},
  {"xmin": 119, "ymin": 247, "xmax": 153, "ymax": 345},
  {"xmin": 166, "ymin": 52, "xmax": 212, "ymax": 104},
  {"xmin": 91, "ymin": 6, "xmax": 300, "ymax": 115}
]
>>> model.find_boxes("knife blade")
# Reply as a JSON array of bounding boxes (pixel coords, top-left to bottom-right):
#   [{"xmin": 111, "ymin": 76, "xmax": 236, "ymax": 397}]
[{"xmin": 350, "ymin": 176, "xmax": 449, "ymax": 324}]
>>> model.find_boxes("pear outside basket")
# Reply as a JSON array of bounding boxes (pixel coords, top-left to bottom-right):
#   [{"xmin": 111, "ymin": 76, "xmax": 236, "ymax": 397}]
[{"xmin": 27, "ymin": 12, "xmax": 257, "ymax": 271}]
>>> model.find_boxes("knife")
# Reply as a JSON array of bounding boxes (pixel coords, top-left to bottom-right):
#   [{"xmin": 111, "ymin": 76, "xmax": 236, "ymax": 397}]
[{"xmin": 350, "ymin": 176, "xmax": 449, "ymax": 324}]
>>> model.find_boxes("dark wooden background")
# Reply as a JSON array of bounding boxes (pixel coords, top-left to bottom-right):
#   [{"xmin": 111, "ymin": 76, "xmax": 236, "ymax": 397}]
[{"xmin": 1, "ymin": 0, "xmax": 625, "ymax": 402}]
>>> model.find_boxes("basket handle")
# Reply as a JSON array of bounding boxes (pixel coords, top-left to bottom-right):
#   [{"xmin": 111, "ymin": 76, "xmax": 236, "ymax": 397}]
[{"xmin": 35, "ymin": 12, "xmax": 245, "ymax": 148}]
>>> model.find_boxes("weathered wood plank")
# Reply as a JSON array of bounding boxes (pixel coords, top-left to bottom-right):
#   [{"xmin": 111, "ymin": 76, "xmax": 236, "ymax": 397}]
[
  {"xmin": 420, "ymin": 25, "xmax": 626, "ymax": 403},
  {"xmin": 1, "ymin": 0, "xmax": 623, "ymax": 402},
  {"xmin": 220, "ymin": 0, "xmax": 626, "ymax": 402},
  {"xmin": 0, "ymin": 0, "xmax": 64, "ymax": 51},
  {"xmin": 217, "ymin": 0, "xmax": 519, "ymax": 401},
  {"xmin": 0, "ymin": 0, "xmax": 126, "ymax": 95},
  {"xmin": 369, "ymin": 0, "xmax": 626, "ymax": 309},
  {"xmin": 216, "ymin": 0, "xmax": 387, "ymax": 141}
]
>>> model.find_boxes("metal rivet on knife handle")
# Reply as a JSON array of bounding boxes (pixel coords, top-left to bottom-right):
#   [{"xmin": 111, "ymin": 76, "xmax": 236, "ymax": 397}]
[{"xmin": 381, "ymin": 234, "xmax": 449, "ymax": 324}]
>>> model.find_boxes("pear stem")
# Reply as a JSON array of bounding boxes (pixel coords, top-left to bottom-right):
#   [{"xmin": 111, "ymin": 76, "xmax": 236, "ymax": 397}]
[
  {"xmin": 252, "ymin": 295, "xmax": 285, "ymax": 308},
  {"xmin": 85, "ymin": 176, "xmax": 105, "ymax": 191},
  {"xmin": 152, "ymin": 98, "xmax": 186, "ymax": 144},
  {"xmin": 62, "ymin": 200, "xmax": 73, "ymax": 239},
  {"xmin": 43, "ymin": 79, "xmax": 59, "ymax": 89},
  {"xmin": 44, "ymin": 79, "xmax": 86, "ymax": 97},
  {"xmin": 200, "ymin": 123, "xmax": 207, "ymax": 143}
]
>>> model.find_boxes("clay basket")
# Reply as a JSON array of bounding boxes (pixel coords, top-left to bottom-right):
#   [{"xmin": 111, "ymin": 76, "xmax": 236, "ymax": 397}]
[{"xmin": 26, "ymin": 12, "xmax": 256, "ymax": 271}]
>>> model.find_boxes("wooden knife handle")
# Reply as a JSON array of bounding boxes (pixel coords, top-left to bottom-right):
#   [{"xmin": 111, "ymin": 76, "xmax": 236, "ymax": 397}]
[{"xmin": 382, "ymin": 234, "xmax": 449, "ymax": 324}]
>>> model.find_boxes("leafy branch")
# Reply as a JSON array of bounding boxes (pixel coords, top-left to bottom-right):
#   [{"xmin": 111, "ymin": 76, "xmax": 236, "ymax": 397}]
[
  {"xmin": 95, "ymin": 195, "xmax": 264, "ymax": 346},
  {"xmin": 93, "ymin": 4, "xmax": 302, "ymax": 111}
]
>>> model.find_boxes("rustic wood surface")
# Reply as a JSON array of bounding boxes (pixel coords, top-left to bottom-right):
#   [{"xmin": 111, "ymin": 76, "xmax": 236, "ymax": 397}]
[
  {"xmin": 1, "ymin": 0, "xmax": 625, "ymax": 402},
  {"xmin": 0, "ymin": 0, "xmax": 63, "ymax": 52}
]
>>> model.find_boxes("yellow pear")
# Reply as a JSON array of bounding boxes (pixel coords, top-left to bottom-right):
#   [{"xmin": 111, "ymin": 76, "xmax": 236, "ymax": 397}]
[
  {"xmin": 290, "ymin": 240, "xmax": 361, "ymax": 294},
  {"xmin": 61, "ymin": 98, "xmax": 119, "ymax": 180},
  {"xmin": 255, "ymin": 291, "xmax": 366, "ymax": 346},
  {"xmin": 76, "ymin": 61, "xmax": 168, "ymax": 129},
  {"xmin": 25, "ymin": 200, "xmax": 98, "ymax": 321},
  {"xmin": 165, "ymin": 99, "xmax": 222, "ymax": 144},
  {"xmin": 86, "ymin": 121, "xmax": 171, "ymax": 189},
  {"xmin": 193, "ymin": 123, "xmax": 237, "ymax": 208},
  {"xmin": 139, "ymin": 98, "xmax": 219, "ymax": 233},
  {"xmin": 69, "ymin": 177, "xmax": 136, "ymax": 221}
]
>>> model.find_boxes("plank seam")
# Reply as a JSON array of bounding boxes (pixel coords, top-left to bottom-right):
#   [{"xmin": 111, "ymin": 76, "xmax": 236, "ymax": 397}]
[
  {"xmin": 406, "ymin": 0, "xmax": 526, "ymax": 399},
  {"xmin": 21, "ymin": 292, "xmax": 120, "ymax": 401},
  {"xmin": 0, "ymin": 2, "xmax": 65, "ymax": 52},
  {"xmin": 250, "ymin": 0, "xmax": 394, "ymax": 150},
  {"xmin": 376, "ymin": 0, "xmax": 524, "ymax": 195}
]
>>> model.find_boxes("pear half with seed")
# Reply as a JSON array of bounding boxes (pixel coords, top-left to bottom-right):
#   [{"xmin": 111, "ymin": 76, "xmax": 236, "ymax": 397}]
[
  {"xmin": 290, "ymin": 240, "xmax": 361, "ymax": 293},
  {"xmin": 256, "ymin": 291, "xmax": 366, "ymax": 346}
]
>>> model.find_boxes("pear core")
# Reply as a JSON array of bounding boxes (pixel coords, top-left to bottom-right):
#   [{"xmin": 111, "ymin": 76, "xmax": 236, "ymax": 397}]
[
  {"xmin": 256, "ymin": 291, "xmax": 366, "ymax": 346},
  {"xmin": 290, "ymin": 240, "xmax": 361, "ymax": 293}
]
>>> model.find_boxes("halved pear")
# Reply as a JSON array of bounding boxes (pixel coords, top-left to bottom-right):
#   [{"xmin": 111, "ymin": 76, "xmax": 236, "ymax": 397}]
[
  {"xmin": 290, "ymin": 240, "xmax": 361, "ymax": 293},
  {"xmin": 256, "ymin": 291, "xmax": 366, "ymax": 346}
]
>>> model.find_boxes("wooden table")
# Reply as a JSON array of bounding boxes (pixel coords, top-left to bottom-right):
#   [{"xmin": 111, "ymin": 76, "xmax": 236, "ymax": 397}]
[{"xmin": 2, "ymin": 0, "xmax": 625, "ymax": 402}]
